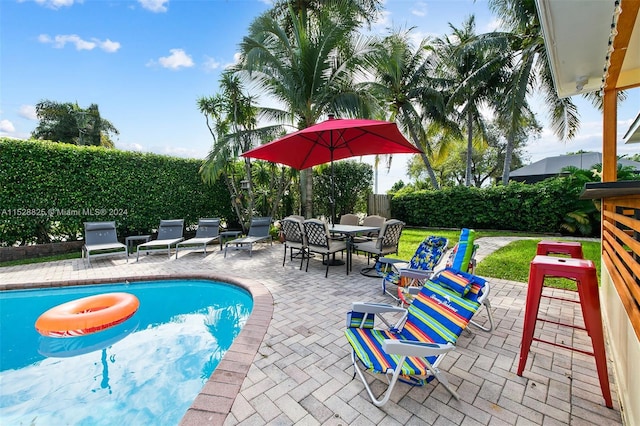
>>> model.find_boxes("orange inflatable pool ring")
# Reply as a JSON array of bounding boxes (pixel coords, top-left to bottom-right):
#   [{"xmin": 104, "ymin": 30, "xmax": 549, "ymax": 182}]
[{"xmin": 35, "ymin": 293, "xmax": 139, "ymax": 338}]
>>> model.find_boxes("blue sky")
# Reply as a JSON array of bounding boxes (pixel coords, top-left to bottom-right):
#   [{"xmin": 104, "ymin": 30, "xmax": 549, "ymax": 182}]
[{"xmin": 1, "ymin": 0, "xmax": 638, "ymax": 192}]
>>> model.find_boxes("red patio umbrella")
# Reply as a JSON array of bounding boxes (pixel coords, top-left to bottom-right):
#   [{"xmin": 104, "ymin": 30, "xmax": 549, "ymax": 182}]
[
  {"xmin": 241, "ymin": 116, "xmax": 421, "ymax": 224},
  {"xmin": 241, "ymin": 116, "xmax": 421, "ymax": 170}
]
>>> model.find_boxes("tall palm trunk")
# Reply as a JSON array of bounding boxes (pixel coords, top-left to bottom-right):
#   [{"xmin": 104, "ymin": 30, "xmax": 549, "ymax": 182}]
[
  {"xmin": 406, "ymin": 125, "xmax": 440, "ymax": 190},
  {"xmin": 465, "ymin": 107, "xmax": 473, "ymax": 187},
  {"xmin": 303, "ymin": 169, "xmax": 313, "ymax": 218}
]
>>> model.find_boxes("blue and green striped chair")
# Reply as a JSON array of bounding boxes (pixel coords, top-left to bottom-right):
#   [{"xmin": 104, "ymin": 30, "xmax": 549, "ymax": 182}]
[
  {"xmin": 375, "ymin": 235, "xmax": 449, "ymax": 302},
  {"xmin": 344, "ymin": 268, "xmax": 491, "ymax": 406}
]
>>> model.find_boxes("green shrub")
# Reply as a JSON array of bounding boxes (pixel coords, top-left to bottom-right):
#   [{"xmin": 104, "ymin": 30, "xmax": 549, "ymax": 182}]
[
  {"xmin": 391, "ymin": 180, "xmax": 581, "ymax": 234},
  {"xmin": 0, "ymin": 138, "xmax": 232, "ymax": 245}
]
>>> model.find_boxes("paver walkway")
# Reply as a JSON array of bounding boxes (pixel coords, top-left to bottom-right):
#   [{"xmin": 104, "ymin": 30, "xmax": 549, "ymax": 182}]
[{"xmin": 0, "ymin": 237, "xmax": 622, "ymax": 425}]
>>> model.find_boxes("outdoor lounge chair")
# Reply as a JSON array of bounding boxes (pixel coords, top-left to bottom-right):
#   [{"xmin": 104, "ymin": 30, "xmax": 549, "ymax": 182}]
[
  {"xmin": 136, "ymin": 219, "xmax": 184, "ymax": 261},
  {"xmin": 446, "ymin": 227, "xmax": 478, "ymax": 273},
  {"xmin": 224, "ymin": 216, "xmax": 272, "ymax": 258},
  {"xmin": 394, "ymin": 228, "xmax": 494, "ymax": 331},
  {"xmin": 175, "ymin": 218, "xmax": 221, "ymax": 258},
  {"xmin": 344, "ymin": 268, "xmax": 491, "ymax": 407},
  {"xmin": 376, "ymin": 235, "xmax": 449, "ymax": 302},
  {"xmin": 82, "ymin": 221, "xmax": 128, "ymax": 266},
  {"xmin": 281, "ymin": 216, "xmax": 307, "ymax": 269}
]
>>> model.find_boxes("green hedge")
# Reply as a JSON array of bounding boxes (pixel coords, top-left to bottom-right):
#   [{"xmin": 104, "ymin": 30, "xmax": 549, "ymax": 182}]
[
  {"xmin": 0, "ymin": 138, "xmax": 233, "ymax": 245},
  {"xmin": 391, "ymin": 180, "xmax": 581, "ymax": 234}
]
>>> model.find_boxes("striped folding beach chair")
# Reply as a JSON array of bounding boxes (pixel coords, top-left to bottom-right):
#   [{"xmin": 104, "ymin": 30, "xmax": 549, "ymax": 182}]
[
  {"xmin": 375, "ymin": 235, "xmax": 449, "ymax": 303},
  {"xmin": 344, "ymin": 268, "xmax": 491, "ymax": 407}
]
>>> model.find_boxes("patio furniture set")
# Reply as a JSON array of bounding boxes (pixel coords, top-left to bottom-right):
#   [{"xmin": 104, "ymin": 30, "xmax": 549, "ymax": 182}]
[{"xmin": 81, "ymin": 219, "xmax": 612, "ymax": 410}]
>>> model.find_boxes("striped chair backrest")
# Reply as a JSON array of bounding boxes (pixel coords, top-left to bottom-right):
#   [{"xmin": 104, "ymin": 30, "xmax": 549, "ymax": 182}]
[{"xmin": 400, "ymin": 269, "xmax": 486, "ymax": 345}]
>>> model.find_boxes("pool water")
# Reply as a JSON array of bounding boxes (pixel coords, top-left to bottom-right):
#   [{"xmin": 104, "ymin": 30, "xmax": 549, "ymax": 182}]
[{"xmin": 0, "ymin": 280, "xmax": 253, "ymax": 425}]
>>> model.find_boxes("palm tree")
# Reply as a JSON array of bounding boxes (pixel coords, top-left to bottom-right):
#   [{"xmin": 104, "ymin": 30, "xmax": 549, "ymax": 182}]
[
  {"xmin": 361, "ymin": 29, "xmax": 450, "ymax": 190},
  {"xmin": 236, "ymin": 2, "xmax": 374, "ymax": 217},
  {"xmin": 432, "ymin": 16, "xmax": 506, "ymax": 187},
  {"xmin": 198, "ymin": 72, "xmax": 283, "ymax": 227},
  {"xmin": 487, "ymin": 0, "xmax": 580, "ymax": 185}
]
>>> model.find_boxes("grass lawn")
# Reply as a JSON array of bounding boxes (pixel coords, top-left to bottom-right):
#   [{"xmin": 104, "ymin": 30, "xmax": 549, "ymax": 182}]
[{"xmin": 0, "ymin": 252, "xmax": 81, "ymax": 267}]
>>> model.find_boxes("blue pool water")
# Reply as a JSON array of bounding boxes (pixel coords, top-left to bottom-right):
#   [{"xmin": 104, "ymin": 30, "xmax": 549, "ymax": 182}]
[{"xmin": 0, "ymin": 280, "xmax": 253, "ymax": 425}]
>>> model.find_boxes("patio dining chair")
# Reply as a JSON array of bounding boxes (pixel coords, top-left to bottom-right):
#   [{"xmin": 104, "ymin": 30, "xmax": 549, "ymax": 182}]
[
  {"xmin": 281, "ymin": 216, "xmax": 308, "ymax": 270},
  {"xmin": 303, "ymin": 219, "xmax": 347, "ymax": 277},
  {"xmin": 344, "ymin": 268, "xmax": 491, "ymax": 407},
  {"xmin": 339, "ymin": 214, "xmax": 359, "ymax": 226},
  {"xmin": 353, "ymin": 219, "xmax": 405, "ymax": 275},
  {"xmin": 353, "ymin": 214, "xmax": 385, "ymax": 244}
]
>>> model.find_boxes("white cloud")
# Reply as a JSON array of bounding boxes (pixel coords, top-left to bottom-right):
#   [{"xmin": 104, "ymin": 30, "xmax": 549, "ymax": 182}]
[
  {"xmin": 223, "ymin": 52, "xmax": 242, "ymax": 70},
  {"xmin": 411, "ymin": 2, "xmax": 427, "ymax": 17},
  {"xmin": 20, "ymin": 0, "xmax": 79, "ymax": 9},
  {"xmin": 484, "ymin": 18, "xmax": 502, "ymax": 32},
  {"xmin": 0, "ymin": 119, "xmax": 16, "ymax": 133},
  {"xmin": 38, "ymin": 34, "xmax": 121, "ymax": 52},
  {"xmin": 138, "ymin": 0, "xmax": 168, "ymax": 13},
  {"xmin": 157, "ymin": 49, "xmax": 194, "ymax": 70},
  {"xmin": 203, "ymin": 56, "xmax": 221, "ymax": 73},
  {"xmin": 99, "ymin": 39, "xmax": 121, "ymax": 53},
  {"xmin": 370, "ymin": 10, "xmax": 392, "ymax": 33},
  {"xmin": 116, "ymin": 142, "xmax": 144, "ymax": 152},
  {"xmin": 18, "ymin": 105, "xmax": 37, "ymax": 120}
]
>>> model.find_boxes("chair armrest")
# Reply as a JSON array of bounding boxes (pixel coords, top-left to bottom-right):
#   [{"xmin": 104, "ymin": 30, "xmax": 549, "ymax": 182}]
[
  {"xmin": 351, "ymin": 302, "xmax": 406, "ymax": 315},
  {"xmin": 378, "ymin": 257, "xmax": 407, "ymax": 266},
  {"xmin": 382, "ymin": 340, "xmax": 455, "ymax": 357},
  {"xmin": 398, "ymin": 268, "xmax": 435, "ymax": 280}
]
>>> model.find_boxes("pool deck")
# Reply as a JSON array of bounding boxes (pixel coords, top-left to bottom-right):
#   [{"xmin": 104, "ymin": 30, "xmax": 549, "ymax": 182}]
[{"xmin": 0, "ymin": 237, "xmax": 623, "ymax": 425}]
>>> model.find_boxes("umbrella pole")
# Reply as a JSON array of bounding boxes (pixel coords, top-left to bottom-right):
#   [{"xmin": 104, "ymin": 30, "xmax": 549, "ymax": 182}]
[{"xmin": 330, "ymin": 144, "xmax": 336, "ymax": 227}]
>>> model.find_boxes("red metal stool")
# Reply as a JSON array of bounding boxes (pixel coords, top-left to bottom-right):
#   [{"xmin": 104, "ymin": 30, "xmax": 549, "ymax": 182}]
[
  {"xmin": 517, "ymin": 255, "xmax": 613, "ymax": 408},
  {"xmin": 536, "ymin": 240, "xmax": 584, "ymax": 258}
]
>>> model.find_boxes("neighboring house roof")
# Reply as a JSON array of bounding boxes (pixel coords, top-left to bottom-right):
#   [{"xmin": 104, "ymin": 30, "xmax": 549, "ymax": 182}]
[
  {"xmin": 510, "ymin": 152, "xmax": 640, "ymax": 184},
  {"xmin": 624, "ymin": 111, "xmax": 640, "ymax": 143}
]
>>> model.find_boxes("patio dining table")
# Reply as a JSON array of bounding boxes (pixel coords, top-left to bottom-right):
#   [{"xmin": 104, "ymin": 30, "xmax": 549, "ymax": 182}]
[{"xmin": 329, "ymin": 224, "xmax": 380, "ymax": 275}]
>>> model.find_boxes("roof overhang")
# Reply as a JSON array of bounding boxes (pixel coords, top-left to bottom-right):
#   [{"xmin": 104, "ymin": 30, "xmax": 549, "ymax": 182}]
[
  {"xmin": 624, "ymin": 111, "xmax": 640, "ymax": 143},
  {"xmin": 535, "ymin": 0, "xmax": 640, "ymax": 98}
]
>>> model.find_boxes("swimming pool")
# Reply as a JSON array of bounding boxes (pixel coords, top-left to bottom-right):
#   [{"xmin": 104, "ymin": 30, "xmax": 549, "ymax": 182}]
[{"xmin": 0, "ymin": 279, "xmax": 253, "ymax": 425}]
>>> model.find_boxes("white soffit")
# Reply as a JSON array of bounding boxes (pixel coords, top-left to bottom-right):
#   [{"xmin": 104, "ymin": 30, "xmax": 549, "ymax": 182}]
[{"xmin": 536, "ymin": 0, "xmax": 616, "ymax": 98}]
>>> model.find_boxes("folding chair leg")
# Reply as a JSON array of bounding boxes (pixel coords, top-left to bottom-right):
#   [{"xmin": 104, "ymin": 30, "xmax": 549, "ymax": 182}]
[
  {"xmin": 470, "ymin": 299, "xmax": 494, "ymax": 332},
  {"xmin": 351, "ymin": 351, "xmax": 404, "ymax": 407},
  {"xmin": 426, "ymin": 363, "xmax": 460, "ymax": 401}
]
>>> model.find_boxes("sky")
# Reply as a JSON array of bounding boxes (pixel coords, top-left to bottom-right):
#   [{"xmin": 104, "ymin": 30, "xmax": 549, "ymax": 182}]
[{"xmin": 1, "ymin": 0, "xmax": 638, "ymax": 193}]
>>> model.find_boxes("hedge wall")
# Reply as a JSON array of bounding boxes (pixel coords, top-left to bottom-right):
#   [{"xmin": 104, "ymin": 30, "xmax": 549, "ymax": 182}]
[
  {"xmin": 391, "ymin": 180, "xmax": 581, "ymax": 234},
  {"xmin": 0, "ymin": 138, "xmax": 233, "ymax": 246}
]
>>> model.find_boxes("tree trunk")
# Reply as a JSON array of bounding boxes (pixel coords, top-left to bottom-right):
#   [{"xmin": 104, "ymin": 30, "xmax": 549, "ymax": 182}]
[
  {"xmin": 302, "ymin": 168, "xmax": 313, "ymax": 218},
  {"xmin": 465, "ymin": 108, "xmax": 473, "ymax": 187},
  {"xmin": 502, "ymin": 129, "xmax": 515, "ymax": 185},
  {"xmin": 406, "ymin": 125, "xmax": 440, "ymax": 190}
]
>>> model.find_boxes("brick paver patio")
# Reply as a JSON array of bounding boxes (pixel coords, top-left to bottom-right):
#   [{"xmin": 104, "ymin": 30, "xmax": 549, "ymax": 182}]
[{"xmin": 0, "ymin": 237, "xmax": 622, "ymax": 425}]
